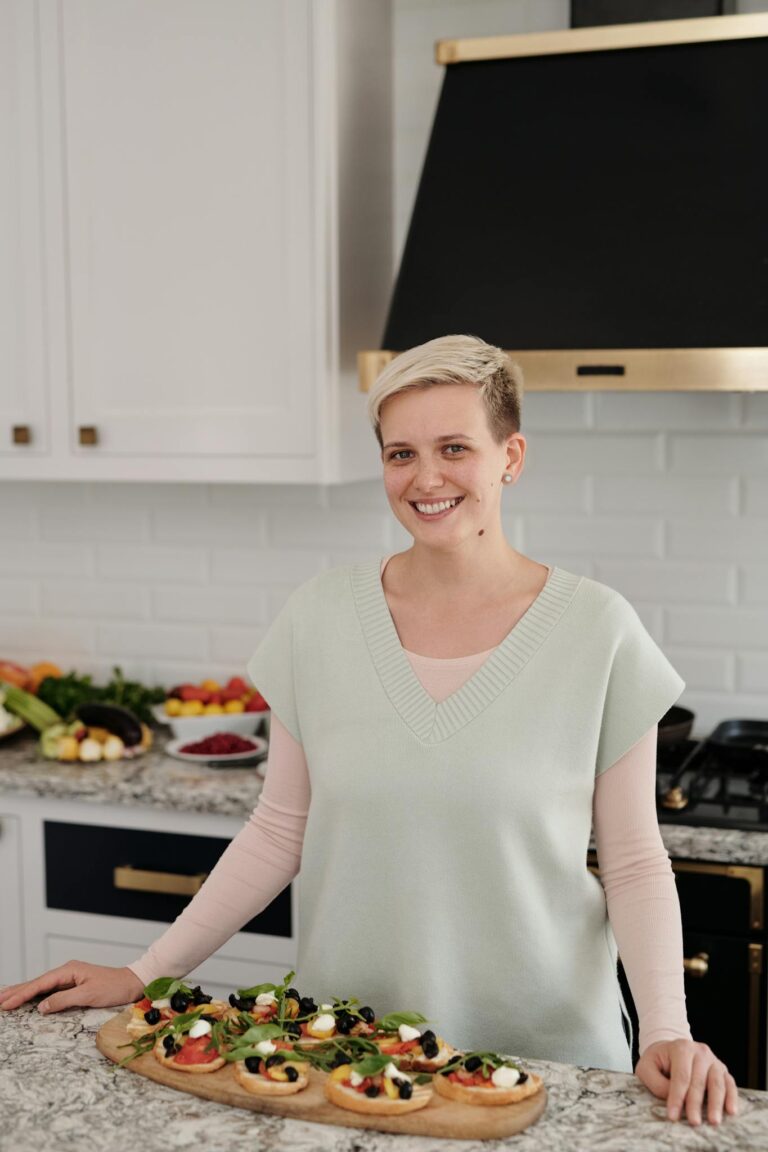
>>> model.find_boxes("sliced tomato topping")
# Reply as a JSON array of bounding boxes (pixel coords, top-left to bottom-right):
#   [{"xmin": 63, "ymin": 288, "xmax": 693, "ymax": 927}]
[
  {"xmin": 173, "ymin": 1036, "xmax": 220, "ymax": 1065},
  {"xmin": 378, "ymin": 1039, "xmax": 418, "ymax": 1055},
  {"xmin": 253, "ymin": 1004, "xmax": 277, "ymax": 1020},
  {"xmin": 447, "ymin": 1071, "xmax": 494, "ymax": 1087},
  {"xmin": 136, "ymin": 997, "xmax": 152, "ymax": 1012},
  {"xmin": 353, "ymin": 1076, "xmax": 374, "ymax": 1094}
]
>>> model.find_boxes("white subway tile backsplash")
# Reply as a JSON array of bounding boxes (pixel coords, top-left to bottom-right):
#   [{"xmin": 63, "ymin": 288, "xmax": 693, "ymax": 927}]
[
  {"xmin": 524, "ymin": 434, "xmax": 663, "ymax": 474},
  {"xmin": 267, "ymin": 508, "xmax": 390, "ymax": 550},
  {"xmin": 97, "ymin": 544, "xmax": 208, "ymax": 582},
  {"xmin": 593, "ymin": 475, "xmax": 737, "ymax": 515},
  {"xmin": 42, "ymin": 581, "xmax": 150, "ymax": 619},
  {"xmin": 508, "ymin": 473, "xmax": 589, "ymax": 512},
  {"xmin": 744, "ymin": 478, "xmax": 768, "ymax": 515},
  {"xmin": 667, "ymin": 608, "xmax": 768, "ymax": 649},
  {"xmin": 0, "ymin": 542, "xmax": 93, "ymax": 577},
  {"xmin": 737, "ymin": 653, "xmax": 768, "ymax": 692},
  {"xmin": 520, "ymin": 392, "xmax": 591, "ymax": 430},
  {"xmin": 593, "ymin": 392, "xmax": 740, "ymax": 431},
  {"xmin": 0, "ymin": 618, "xmax": 96, "ymax": 656},
  {"xmin": 153, "ymin": 585, "xmax": 267, "ymax": 625},
  {"xmin": 211, "ymin": 548, "xmax": 325, "ymax": 586},
  {"xmin": 0, "ymin": 580, "xmax": 39, "ymax": 614},
  {"xmin": 592, "ymin": 562, "xmax": 734, "ymax": 604},
  {"xmin": 208, "ymin": 483, "xmax": 327, "ymax": 510},
  {"xmin": 0, "ymin": 507, "xmax": 35, "ymax": 539},
  {"xmin": 679, "ymin": 693, "xmax": 766, "ymax": 737},
  {"xmin": 97, "ymin": 623, "xmax": 208, "ymax": 661},
  {"xmin": 666, "ymin": 649, "xmax": 733, "ymax": 691},
  {"xmin": 669, "ymin": 435, "xmax": 768, "ymax": 474},
  {"xmin": 152, "ymin": 503, "xmax": 267, "ymax": 546},
  {"xmin": 742, "ymin": 565, "xmax": 768, "ymax": 602},
  {"xmin": 522, "ymin": 515, "xmax": 662, "ymax": 556},
  {"xmin": 210, "ymin": 626, "xmax": 266, "ymax": 665},
  {"xmin": 666, "ymin": 519, "xmax": 768, "ymax": 560},
  {"xmin": 40, "ymin": 504, "xmax": 148, "ymax": 543}
]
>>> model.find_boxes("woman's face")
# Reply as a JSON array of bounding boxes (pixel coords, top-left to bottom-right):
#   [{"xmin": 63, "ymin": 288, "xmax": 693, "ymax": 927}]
[{"xmin": 379, "ymin": 383, "xmax": 525, "ymax": 549}]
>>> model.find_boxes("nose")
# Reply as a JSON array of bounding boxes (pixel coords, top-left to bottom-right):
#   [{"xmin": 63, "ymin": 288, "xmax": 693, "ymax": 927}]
[{"xmin": 412, "ymin": 456, "xmax": 445, "ymax": 493}]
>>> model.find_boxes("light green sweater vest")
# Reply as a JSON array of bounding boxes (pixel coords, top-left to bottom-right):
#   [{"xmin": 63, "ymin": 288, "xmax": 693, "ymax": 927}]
[{"xmin": 247, "ymin": 562, "xmax": 685, "ymax": 1072}]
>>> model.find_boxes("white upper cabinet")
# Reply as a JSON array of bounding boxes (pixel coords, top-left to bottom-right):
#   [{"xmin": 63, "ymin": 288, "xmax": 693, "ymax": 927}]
[
  {"xmin": 1, "ymin": 0, "xmax": 391, "ymax": 482},
  {"xmin": 0, "ymin": 0, "xmax": 49, "ymax": 460}
]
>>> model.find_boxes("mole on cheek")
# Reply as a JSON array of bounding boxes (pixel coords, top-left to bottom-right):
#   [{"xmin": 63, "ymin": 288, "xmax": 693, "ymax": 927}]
[{"xmin": 478, "ymin": 529, "xmax": 484, "ymax": 536}]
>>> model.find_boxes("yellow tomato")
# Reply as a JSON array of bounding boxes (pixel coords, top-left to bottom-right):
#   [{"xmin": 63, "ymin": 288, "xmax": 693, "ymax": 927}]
[
  {"xmin": 200, "ymin": 679, "xmax": 220, "ymax": 692},
  {"xmin": 223, "ymin": 700, "xmax": 245, "ymax": 713},
  {"xmin": 164, "ymin": 698, "xmax": 182, "ymax": 716},
  {"xmin": 203, "ymin": 703, "xmax": 224, "ymax": 715},
  {"xmin": 179, "ymin": 700, "xmax": 204, "ymax": 716}
]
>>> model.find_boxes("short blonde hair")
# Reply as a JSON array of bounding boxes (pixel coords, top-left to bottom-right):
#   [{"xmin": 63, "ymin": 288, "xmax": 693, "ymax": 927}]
[{"xmin": 367, "ymin": 334, "xmax": 523, "ymax": 448}]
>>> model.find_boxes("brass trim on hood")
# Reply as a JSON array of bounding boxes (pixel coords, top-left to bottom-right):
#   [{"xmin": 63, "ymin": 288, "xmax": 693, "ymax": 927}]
[
  {"xmin": 436, "ymin": 12, "xmax": 768, "ymax": 66},
  {"xmin": 358, "ymin": 348, "xmax": 768, "ymax": 393}
]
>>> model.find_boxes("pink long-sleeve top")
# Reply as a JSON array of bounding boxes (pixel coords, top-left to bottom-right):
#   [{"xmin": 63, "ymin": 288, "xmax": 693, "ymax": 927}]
[{"xmin": 129, "ymin": 562, "xmax": 692, "ymax": 1057}]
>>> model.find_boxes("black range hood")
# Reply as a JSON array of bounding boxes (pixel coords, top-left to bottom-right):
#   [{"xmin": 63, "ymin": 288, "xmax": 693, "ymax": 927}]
[{"xmin": 360, "ymin": 13, "xmax": 768, "ymax": 392}]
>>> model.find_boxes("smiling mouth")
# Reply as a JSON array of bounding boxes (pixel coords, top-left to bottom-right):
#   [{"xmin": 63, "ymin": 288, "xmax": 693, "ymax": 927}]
[{"xmin": 408, "ymin": 496, "xmax": 465, "ymax": 517}]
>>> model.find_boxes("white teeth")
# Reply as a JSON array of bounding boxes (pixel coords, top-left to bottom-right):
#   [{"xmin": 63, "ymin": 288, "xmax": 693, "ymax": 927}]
[{"xmin": 414, "ymin": 497, "xmax": 460, "ymax": 515}]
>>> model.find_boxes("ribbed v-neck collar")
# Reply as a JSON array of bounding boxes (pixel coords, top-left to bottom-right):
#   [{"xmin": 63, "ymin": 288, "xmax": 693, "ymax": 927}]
[{"xmin": 351, "ymin": 561, "xmax": 582, "ymax": 744}]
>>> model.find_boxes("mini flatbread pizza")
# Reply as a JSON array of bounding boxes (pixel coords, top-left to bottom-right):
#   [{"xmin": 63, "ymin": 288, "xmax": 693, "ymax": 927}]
[
  {"xmin": 434, "ymin": 1051, "xmax": 543, "ymax": 1106},
  {"xmin": 371, "ymin": 1012, "xmax": 458, "ymax": 1071},
  {"xmin": 224, "ymin": 1023, "xmax": 310, "ymax": 1096},
  {"xmin": 127, "ymin": 977, "xmax": 228, "ymax": 1038},
  {"xmin": 151, "ymin": 1010, "xmax": 227, "ymax": 1074},
  {"xmin": 324, "ymin": 1053, "xmax": 433, "ymax": 1116}
]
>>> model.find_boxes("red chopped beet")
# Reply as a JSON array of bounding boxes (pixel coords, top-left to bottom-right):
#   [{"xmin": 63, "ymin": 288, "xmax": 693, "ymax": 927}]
[{"xmin": 179, "ymin": 733, "xmax": 258, "ymax": 755}]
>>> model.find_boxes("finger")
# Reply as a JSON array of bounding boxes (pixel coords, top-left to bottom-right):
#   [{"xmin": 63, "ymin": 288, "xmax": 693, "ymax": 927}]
[
  {"xmin": 637, "ymin": 1058, "xmax": 671, "ymax": 1100},
  {"xmin": 0, "ymin": 969, "xmax": 77, "ymax": 1011},
  {"xmin": 38, "ymin": 984, "xmax": 96, "ymax": 1014},
  {"xmin": 724, "ymin": 1073, "xmax": 740, "ymax": 1116},
  {"xmin": 682, "ymin": 1055, "xmax": 712, "ymax": 1127},
  {"xmin": 705, "ymin": 1065, "xmax": 727, "ymax": 1125},
  {"xmin": 666, "ymin": 1047, "xmax": 694, "ymax": 1121}
]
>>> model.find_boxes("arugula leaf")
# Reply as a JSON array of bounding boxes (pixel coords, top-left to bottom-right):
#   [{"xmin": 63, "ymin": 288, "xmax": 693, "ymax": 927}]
[
  {"xmin": 237, "ymin": 969, "xmax": 295, "ymax": 999},
  {"xmin": 377, "ymin": 1011, "xmax": 427, "ymax": 1033},
  {"xmin": 142, "ymin": 977, "xmax": 193, "ymax": 1001}
]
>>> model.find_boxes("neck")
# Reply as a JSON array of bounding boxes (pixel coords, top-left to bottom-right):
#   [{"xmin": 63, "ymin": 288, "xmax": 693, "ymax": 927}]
[{"xmin": 398, "ymin": 531, "xmax": 523, "ymax": 597}]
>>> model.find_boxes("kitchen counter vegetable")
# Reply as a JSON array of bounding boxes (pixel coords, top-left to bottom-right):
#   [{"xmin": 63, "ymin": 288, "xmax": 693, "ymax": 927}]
[
  {"xmin": 1, "ymin": 728, "xmax": 768, "ymax": 864},
  {"xmin": 1, "ymin": 1000, "xmax": 766, "ymax": 1152}
]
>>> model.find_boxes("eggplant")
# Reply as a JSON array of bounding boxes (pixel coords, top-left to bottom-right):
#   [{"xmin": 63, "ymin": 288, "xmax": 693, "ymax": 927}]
[{"xmin": 75, "ymin": 702, "xmax": 143, "ymax": 748}]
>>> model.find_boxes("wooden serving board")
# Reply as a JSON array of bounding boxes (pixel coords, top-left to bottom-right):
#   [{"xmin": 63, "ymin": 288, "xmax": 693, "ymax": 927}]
[{"xmin": 97, "ymin": 1009, "xmax": 547, "ymax": 1140}]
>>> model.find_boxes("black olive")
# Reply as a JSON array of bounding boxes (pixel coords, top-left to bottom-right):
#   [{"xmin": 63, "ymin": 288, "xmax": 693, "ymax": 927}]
[
  {"xmin": 421, "ymin": 1038, "xmax": 439, "ymax": 1059},
  {"xmin": 285, "ymin": 988, "xmax": 300, "ymax": 1002},
  {"xmin": 365, "ymin": 1084, "xmax": 380, "ymax": 1097},
  {"xmin": 336, "ymin": 1013, "xmax": 354, "ymax": 1035},
  {"xmin": 144, "ymin": 1008, "xmax": 161, "ymax": 1025},
  {"xmin": 241, "ymin": 998, "xmax": 256, "ymax": 1011},
  {"xmin": 283, "ymin": 1021, "xmax": 301, "ymax": 1038},
  {"xmin": 201, "ymin": 1014, "xmax": 218, "ymax": 1024},
  {"xmin": 228, "ymin": 993, "xmax": 239, "ymax": 1008},
  {"xmin": 331, "ymin": 1052, "xmax": 352, "ymax": 1068},
  {"xmin": 285, "ymin": 1066, "xmax": 299, "ymax": 1082},
  {"xmin": 420, "ymin": 1029, "xmax": 436, "ymax": 1045},
  {"xmin": 398, "ymin": 1081, "xmax": 413, "ymax": 1100},
  {"xmin": 518, "ymin": 1071, "xmax": 528, "ymax": 1083},
  {"xmin": 162, "ymin": 1035, "xmax": 176, "ymax": 1053},
  {"xmin": 298, "ymin": 997, "xmax": 316, "ymax": 1016},
  {"xmin": 245, "ymin": 1056, "xmax": 261, "ymax": 1074},
  {"xmin": 359, "ymin": 1006, "xmax": 375, "ymax": 1024},
  {"xmin": 265, "ymin": 1054, "xmax": 284, "ymax": 1069},
  {"xmin": 170, "ymin": 992, "xmax": 189, "ymax": 1013},
  {"xmin": 464, "ymin": 1056, "xmax": 482, "ymax": 1072}
]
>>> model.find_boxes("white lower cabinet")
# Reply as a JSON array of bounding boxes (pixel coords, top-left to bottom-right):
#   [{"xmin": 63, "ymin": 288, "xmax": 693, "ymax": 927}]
[{"xmin": 1, "ymin": 795, "xmax": 297, "ymax": 1000}]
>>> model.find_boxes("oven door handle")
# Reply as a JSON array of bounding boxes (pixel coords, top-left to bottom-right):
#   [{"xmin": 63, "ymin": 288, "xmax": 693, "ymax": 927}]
[{"xmin": 113, "ymin": 865, "xmax": 208, "ymax": 897}]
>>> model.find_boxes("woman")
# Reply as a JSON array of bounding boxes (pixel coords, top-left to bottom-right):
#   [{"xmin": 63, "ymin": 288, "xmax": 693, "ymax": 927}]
[{"xmin": 0, "ymin": 335, "xmax": 737, "ymax": 1127}]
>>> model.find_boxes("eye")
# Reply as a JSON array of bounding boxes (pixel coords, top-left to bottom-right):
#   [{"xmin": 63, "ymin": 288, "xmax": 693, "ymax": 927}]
[
  {"xmin": 443, "ymin": 444, "xmax": 466, "ymax": 455},
  {"xmin": 387, "ymin": 449, "xmax": 413, "ymax": 461}
]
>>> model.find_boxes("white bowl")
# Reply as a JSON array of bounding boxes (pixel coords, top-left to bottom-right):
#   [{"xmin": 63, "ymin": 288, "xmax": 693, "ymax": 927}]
[{"xmin": 151, "ymin": 703, "xmax": 270, "ymax": 741}]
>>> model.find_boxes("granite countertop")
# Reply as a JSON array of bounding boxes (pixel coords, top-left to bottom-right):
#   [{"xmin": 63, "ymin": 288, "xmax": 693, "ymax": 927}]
[
  {"xmin": 2, "ymin": 729, "xmax": 768, "ymax": 865},
  {"xmin": 1, "ymin": 1001, "xmax": 766, "ymax": 1152}
]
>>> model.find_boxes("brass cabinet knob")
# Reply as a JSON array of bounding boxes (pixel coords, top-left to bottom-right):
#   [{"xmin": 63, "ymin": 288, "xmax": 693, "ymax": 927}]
[
  {"xmin": 12, "ymin": 425, "xmax": 32, "ymax": 445},
  {"xmin": 78, "ymin": 425, "xmax": 99, "ymax": 446},
  {"xmin": 683, "ymin": 952, "xmax": 709, "ymax": 978}
]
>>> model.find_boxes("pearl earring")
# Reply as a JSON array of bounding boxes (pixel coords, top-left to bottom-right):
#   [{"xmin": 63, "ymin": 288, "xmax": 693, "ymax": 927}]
[{"xmin": 502, "ymin": 473, "xmax": 514, "ymax": 484}]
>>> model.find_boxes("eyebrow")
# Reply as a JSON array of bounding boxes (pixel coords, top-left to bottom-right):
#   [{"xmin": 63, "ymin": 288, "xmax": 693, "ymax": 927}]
[{"xmin": 382, "ymin": 434, "xmax": 476, "ymax": 450}]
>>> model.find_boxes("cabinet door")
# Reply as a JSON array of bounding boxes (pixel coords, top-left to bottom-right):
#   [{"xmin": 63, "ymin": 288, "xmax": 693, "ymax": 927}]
[
  {"xmin": 0, "ymin": 815, "xmax": 24, "ymax": 985},
  {"xmin": 55, "ymin": 0, "xmax": 315, "ymax": 461},
  {"xmin": 0, "ymin": 0, "xmax": 49, "ymax": 459}
]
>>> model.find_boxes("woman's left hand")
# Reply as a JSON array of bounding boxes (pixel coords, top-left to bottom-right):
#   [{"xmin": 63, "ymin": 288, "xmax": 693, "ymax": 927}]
[{"xmin": 634, "ymin": 1038, "xmax": 739, "ymax": 1125}]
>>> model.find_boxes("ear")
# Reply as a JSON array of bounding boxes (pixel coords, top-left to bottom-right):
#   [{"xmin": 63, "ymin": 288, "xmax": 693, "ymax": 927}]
[{"xmin": 505, "ymin": 433, "xmax": 526, "ymax": 479}]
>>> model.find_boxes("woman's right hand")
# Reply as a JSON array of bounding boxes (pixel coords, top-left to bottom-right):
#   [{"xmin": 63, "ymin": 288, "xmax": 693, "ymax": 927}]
[{"xmin": 0, "ymin": 961, "xmax": 144, "ymax": 1014}]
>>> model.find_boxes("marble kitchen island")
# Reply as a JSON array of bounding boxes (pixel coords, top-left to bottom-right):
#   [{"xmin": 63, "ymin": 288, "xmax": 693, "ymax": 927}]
[{"xmin": 2, "ymin": 1000, "xmax": 767, "ymax": 1152}]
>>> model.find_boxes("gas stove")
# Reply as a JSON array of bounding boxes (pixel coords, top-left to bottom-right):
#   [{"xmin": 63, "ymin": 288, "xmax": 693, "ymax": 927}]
[{"xmin": 657, "ymin": 723, "xmax": 768, "ymax": 833}]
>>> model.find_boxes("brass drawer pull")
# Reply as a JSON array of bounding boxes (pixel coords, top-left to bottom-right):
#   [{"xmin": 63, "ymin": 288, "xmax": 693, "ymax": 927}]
[
  {"xmin": 12, "ymin": 425, "xmax": 32, "ymax": 445},
  {"xmin": 113, "ymin": 865, "xmax": 207, "ymax": 897},
  {"xmin": 78, "ymin": 425, "xmax": 99, "ymax": 446},
  {"xmin": 683, "ymin": 951, "xmax": 709, "ymax": 978}
]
